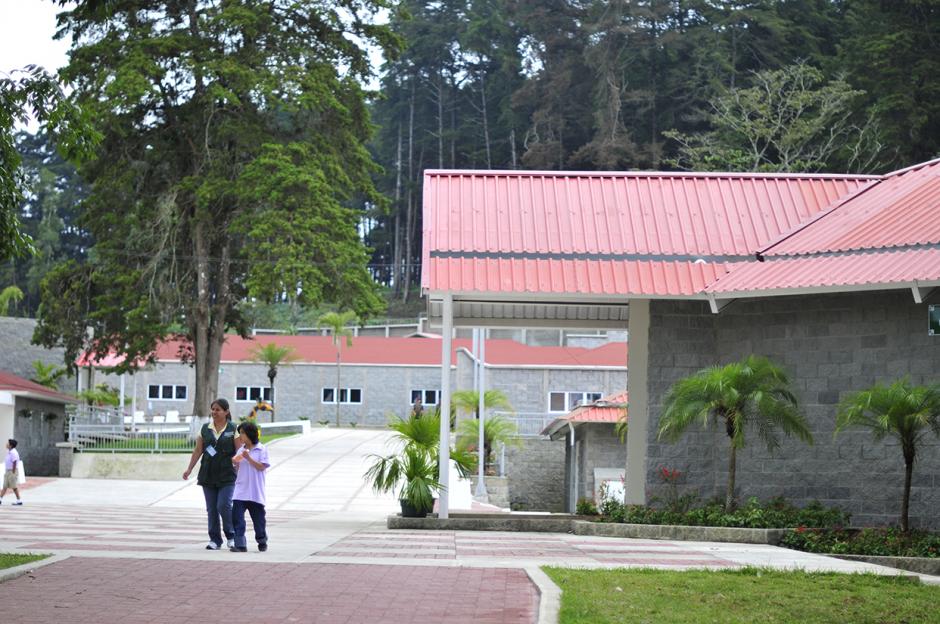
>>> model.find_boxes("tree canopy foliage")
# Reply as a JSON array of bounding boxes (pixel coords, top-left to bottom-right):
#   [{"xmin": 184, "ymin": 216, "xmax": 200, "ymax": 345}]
[
  {"xmin": 33, "ymin": 0, "xmax": 400, "ymax": 416},
  {"xmin": 366, "ymin": 0, "xmax": 940, "ymax": 297}
]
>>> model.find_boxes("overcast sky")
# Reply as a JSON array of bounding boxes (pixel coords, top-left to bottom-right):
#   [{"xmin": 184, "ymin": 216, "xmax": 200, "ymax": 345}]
[{"xmin": 0, "ymin": 0, "xmax": 70, "ymax": 76}]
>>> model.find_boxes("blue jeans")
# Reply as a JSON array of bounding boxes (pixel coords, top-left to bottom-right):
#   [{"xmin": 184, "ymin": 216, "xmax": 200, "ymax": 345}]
[
  {"xmin": 202, "ymin": 484, "xmax": 235, "ymax": 546},
  {"xmin": 232, "ymin": 499, "xmax": 267, "ymax": 548}
]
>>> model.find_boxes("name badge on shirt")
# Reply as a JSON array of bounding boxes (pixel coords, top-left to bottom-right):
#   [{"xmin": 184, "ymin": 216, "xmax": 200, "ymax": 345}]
[{"xmin": 205, "ymin": 446, "xmax": 217, "ymax": 457}]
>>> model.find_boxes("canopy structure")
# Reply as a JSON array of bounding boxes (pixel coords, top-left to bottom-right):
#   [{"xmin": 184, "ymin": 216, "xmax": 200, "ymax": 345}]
[{"xmin": 422, "ymin": 159, "xmax": 940, "ymax": 517}]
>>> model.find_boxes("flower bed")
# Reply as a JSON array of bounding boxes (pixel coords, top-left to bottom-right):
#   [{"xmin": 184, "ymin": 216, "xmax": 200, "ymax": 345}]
[
  {"xmin": 597, "ymin": 496, "xmax": 849, "ymax": 530},
  {"xmin": 781, "ymin": 527, "xmax": 940, "ymax": 559}
]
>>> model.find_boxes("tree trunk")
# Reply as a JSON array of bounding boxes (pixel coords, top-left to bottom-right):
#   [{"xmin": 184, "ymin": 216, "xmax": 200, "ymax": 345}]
[
  {"xmin": 391, "ymin": 121, "xmax": 403, "ymax": 296},
  {"xmin": 401, "ymin": 81, "xmax": 416, "ymax": 303},
  {"xmin": 726, "ymin": 438, "xmax": 737, "ymax": 512},
  {"xmin": 902, "ymin": 453, "xmax": 914, "ymax": 533},
  {"xmin": 437, "ymin": 70, "xmax": 444, "ymax": 168},
  {"xmin": 480, "ymin": 70, "xmax": 492, "ymax": 169},
  {"xmin": 335, "ymin": 348, "xmax": 342, "ymax": 427},
  {"xmin": 268, "ymin": 368, "xmax": 276, "ymax": 421}
]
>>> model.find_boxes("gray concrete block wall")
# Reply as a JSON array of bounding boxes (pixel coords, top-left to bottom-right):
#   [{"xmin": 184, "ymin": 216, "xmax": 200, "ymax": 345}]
[
  {"xmin": 12, "ymin": 397, "xmax": 67, "ymax": 476},
  {"xmin": 577, "ymin": 424, "xmax": 627, "ymax": 501},
  {"xmin": 646, "ymin": 291, "xmax": 940, "ymax": 529},
  {"xmin": 0, "ymin": 317, "xmax": 71, "ymax": 391},
  {"xmin": 96, "ymin": 363, "xmax": 451, "ymax": 426},
  {"xmin": 504, "ymin": 437, "xmax": 566, "ymax": 512}
]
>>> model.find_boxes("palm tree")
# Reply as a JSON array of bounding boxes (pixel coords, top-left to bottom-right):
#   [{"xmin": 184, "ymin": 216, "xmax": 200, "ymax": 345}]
[
  {"xmin": 836, "ymin": 379, "xmax": 940, "ymax": 533},
  {"xmin": 248, "ymin": 342, "xmax": 299, "ymax": 421},
  {"xmin": 456, "ymin": 415, "xmax": 520, "ymax": 470},
  {"xmin": 30, "ymin": 360, "xmax": 68, "ymax": 389},
  {"xmin": 0, "ymin": 285, "xmax": 23, "ymax": 316},
  {"xmin": 452, "ymin": 389, "xmax": 513, "ymax": 420},
  {"xmin": 317, "ymin": 311, "xmax": 358, "ymax": 426},
  {"xmin": 657, "ymin": 355, "xmax": 813, "ymax": 511},
  {"xmin": 365, "ymin": 408, "xmax": 476, "ymax": 513}
]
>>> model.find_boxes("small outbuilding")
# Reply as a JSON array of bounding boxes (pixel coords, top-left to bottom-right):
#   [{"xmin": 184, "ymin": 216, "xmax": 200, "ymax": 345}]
[
  {"xmin": 542, "ymin": 392, "xmax": 627, "ymax": 512},
  {"xmin": 0, "ymin": 371, "xmax": 76, "ymax": 476}
]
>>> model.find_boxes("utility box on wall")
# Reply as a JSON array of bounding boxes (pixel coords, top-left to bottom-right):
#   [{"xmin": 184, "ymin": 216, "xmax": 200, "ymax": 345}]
[{"xmin": 930, "ymin": 305, "xmax": 940, "ymax": 336}]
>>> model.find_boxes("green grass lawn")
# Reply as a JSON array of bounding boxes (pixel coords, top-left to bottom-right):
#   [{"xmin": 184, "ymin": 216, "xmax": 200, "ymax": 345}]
[
  {"xmin": 83, "ymin": 431, "xmax": 298, "ymax": 453},
  {"xmin": 543, "ymin": 567, "xmax": 940, "ymax": 624},
  {"xmin": 0, "ymin": 553, "xmax": 48, "ymax": 570}
]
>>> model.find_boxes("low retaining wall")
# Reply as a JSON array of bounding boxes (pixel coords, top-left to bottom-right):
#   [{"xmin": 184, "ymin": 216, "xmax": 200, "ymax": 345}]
[
  {"xmin": 387, "ymin": 514, "xmax": 785, "ymax": 545},
  {"xmin": 832, "ymin": 554, "xmax": 940, "ymax": 576},
  {"xmin": 70, "ymin": 453, "xmax": 190, "ymax": 480}
]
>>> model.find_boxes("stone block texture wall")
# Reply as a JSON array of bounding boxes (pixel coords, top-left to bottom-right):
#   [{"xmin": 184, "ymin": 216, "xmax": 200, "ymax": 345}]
[
  {"xmin": 505, "ymin": 437, "xmax": 566, "ymax": 511},
  {"xmin": 13, "ymin": 397, "xmax": 67, "ymax": 476},
  {"xmin": 576, "ymin": 424, "xmax": 626, "ymax": 501},
  {"xmin": 646, "ymin": 291, "xmax": 940, "ymax": 529},
  {"xmin": 0, "ymin": 317, "xmax": 70, "ymax": 390}
]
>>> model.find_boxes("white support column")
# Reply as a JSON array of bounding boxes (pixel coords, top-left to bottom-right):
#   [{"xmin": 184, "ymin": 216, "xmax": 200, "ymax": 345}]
[
  {"xmin": 131, "ymin": 374, "xmax": 138, "ymax": 420},
  {"xmin": 119, "ymin": 374, "xmax": 126, "ymax": 414},
  {"xmin": 438, "ymin": 295, "xmax": 453, "ymax": 519},
  {"xmin": 625, "ymin": 299, "xmax": 650, "ymax": 505},
  {"xmin": 472, "ymin": 329, "xmax": 479, "ymax": 392},
  {"xmin": 475, "ymin": 330, "xmax": 488, "ymax": 499}
]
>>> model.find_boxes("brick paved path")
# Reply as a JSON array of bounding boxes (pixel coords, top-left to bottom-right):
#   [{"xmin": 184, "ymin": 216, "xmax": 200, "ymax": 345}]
[{"xmin": 0, "ymin": 558, "xmax": 538, "ymax": 624}]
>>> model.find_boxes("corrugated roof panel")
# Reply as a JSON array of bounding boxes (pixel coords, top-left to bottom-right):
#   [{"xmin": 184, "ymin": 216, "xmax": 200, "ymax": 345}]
[
  {"xmin": 707, "ymin": 248, "xmax": 940, "ymax": 294},
  {"xmin": 764, "ymin": 158, "xmax": 940, "ymax": 256},
  {"xmin": 423, "ymin": 169, "xmax": 871, "ymax": 297}
]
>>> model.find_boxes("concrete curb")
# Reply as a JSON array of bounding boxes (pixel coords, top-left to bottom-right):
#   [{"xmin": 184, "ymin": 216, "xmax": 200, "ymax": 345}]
[
  {"xmin": 832, "ymin": 554, "xmax": 940, "ymax": 576},
  {"xmin": 524, "ymin": 566, "xmax": 561, "ymax": 624},
  {"xmin": 0, "ymin": 553, "xmax": 69, "ymax": 584},
  {"xmin": 387, "ymin": 515, "xmax": 786, "ymax": 545}
]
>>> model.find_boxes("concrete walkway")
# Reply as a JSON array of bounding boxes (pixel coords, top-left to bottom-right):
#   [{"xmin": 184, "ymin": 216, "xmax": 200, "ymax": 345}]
[{"xmin": 1, "ymin": 429, "xmax": 937, "ymax": 623}]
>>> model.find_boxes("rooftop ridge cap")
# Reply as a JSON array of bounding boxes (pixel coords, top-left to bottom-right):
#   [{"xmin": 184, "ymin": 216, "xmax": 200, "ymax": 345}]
[{"xmin": 424, "ymin": 168, "xmax": 879, "ymax": 180}]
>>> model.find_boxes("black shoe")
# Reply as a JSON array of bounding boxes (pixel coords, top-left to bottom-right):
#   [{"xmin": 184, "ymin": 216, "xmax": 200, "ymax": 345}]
[{"xmin": 258, "ymin": 543, "xmax": 267, "ymax": 552}]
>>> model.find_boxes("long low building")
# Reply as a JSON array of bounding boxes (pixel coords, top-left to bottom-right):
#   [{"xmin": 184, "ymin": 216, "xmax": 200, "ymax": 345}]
[{"xmin": 82, "ymin": 335, "xmax": 627, "ymax": 427}]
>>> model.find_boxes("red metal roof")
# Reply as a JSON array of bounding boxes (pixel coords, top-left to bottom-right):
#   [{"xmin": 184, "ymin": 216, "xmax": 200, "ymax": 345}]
[
  {"xmin": 0, "ymin": 371, "xmax": 76, "ymax": 403},
  {"xmin": 761, "ymin": 158, "xmax": 940, "ymax": 256},
  {"xmin": 706, "ymin": 248, "xmax": 940, "ymax": 295},
  {"xmin": 83, "ymin": 336, "xmax": 627, "ymax": 369},
  {"xmin": 422, "ymin": 170, "xmax": 873, "ymax": 296},
  {"xmin": 540, "ymin": 391, "xmax": 628, "ymax": 437}
]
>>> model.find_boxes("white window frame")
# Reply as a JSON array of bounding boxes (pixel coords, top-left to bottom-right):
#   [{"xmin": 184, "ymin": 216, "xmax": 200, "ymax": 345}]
[
  {"xmin": 322, "ymin": 387, "xmax": 362, "ymax": 405},
  {"xmin": 547, "ymin": 391, "xmax": 603, "ymax": 413},
  {"xmin": 410, "ymin": 389, "xmax": 440, "ymax": 405},
  {"xmin": 147, "ymin": 384, "xmax": 188, "ymax": 401},
  {"xmin": 235, "ymin": 386, "xmax": 273, "ymax": 403}
]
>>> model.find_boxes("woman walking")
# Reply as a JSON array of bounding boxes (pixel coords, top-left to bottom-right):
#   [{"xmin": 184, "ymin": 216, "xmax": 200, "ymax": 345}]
[{"xmin": 183, "ymin": 399, "xmax": 238, "ymax": 550}]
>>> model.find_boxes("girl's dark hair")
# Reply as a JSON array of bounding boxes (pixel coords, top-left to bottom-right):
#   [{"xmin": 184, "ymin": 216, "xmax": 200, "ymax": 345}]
[
  {"xmin": 7, "ymin": 439, "xmax": 16, "ymax": 449},
  {"xmin": 211, "ymin": 398, "xmax": 231, "ymax": 421},
  {"xmin": 237, "ymin": 421, "xmax": 260, "ymax": 445}
]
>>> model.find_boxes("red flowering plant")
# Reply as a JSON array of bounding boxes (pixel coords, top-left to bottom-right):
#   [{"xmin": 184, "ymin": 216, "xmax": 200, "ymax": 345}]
[{"xmin": 652, "ymin": 466, "xmax": 698, "ymax": 515}]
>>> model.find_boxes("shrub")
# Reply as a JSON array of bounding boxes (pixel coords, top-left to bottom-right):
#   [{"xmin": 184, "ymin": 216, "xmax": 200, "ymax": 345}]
[
  {"xmin": 576, "ymin": 498, "xmax": 599, "ymax": 516},
  {"xmin": 781, "ymin": 527, "xmax": 940, "ymax": 558},
  {"xmin": 597, "ymin": 496, "xmax": 849, "ymax": 530}
]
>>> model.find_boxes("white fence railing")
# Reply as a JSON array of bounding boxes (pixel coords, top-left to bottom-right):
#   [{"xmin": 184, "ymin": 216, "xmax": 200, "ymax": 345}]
[
  {"xmin": 493, "ymin": 411, "xmax": 557, "ymax": 438},
  {"xmin": 68, "ymin": 404, "xmax": 201, "ymax": 453}
]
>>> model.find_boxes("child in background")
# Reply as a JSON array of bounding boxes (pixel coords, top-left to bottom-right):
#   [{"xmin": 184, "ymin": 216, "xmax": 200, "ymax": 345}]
[
  {"xmin": 1, "ymin": 439, "xmax": 23, "ymax": 505},
  {"xmin": 230, "ymin": 421, "xmax": 269, "ymax": 552}
]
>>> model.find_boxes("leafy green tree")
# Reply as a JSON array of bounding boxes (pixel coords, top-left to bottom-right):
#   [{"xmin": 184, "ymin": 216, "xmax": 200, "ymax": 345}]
[
  {"xmin": 836, "ymin": 379, "xmax": 940, "ymax": 533},
  {"xmin": 657, "ymin": 355, "xmax": 813, "ymax": 511},
  {"xmin": 665, "ymin": 62, "xmax": 882, "ymax": 172},
  {"xmin": 456, "ymin": 414, "xmax": 519, "ymax": 469},
  {"xmin": 0, "ymin": 285, "xmax": 23, "ymax": 316},
  {"xmin": 837, "ymin": 0, "xmax": 940, "ymax": 168},
  {"xmin": 0, "ymin": 66, "xmax": 98, "ymax": 261},
  {"xmin": 33, "ymin": 2, "xmax": 397, "ymax": 417},
  {"xmin": 30, "ymin": 360, "xmax": 68, "ymax": 390},
  {"xmin": 317, "ymin": 310, "xmax": 358, "ymax": 426},
  {"xmin": 248, "ymin": 342, "xmax": 299, "ymax": 419}
]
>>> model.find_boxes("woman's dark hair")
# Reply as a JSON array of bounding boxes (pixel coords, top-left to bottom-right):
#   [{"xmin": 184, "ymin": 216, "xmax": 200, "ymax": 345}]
[
  {"xmin": 237, "ymin": 421, "xmax": 260, "ymax": 445},
  {"xmin": 7, "ymin": 439, "xmax": 16, "ymax": 449},
  {"xmin": 211, "ymin": 398, "xmax": 232, "ymax": 421}
]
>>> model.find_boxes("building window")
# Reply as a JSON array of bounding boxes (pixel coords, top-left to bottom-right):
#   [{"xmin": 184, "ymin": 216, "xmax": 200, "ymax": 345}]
[
  {"xmin": 147, "ymin": 384, "xmax": 188, "ymax": 401},
  {"xmin": 410, "ymin": 389, "xmax": 440, "ymax": 405},
  {"xmin": 322, "ymin": 387, "xmax": 362, "ymax": 404},
  {"xmin": 548, "ymin": 391, "xmax": 603, "ymax": 412},
  {"xmin": 235, "ymin": 386, "xmax": 273, "ymax": 402}
]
